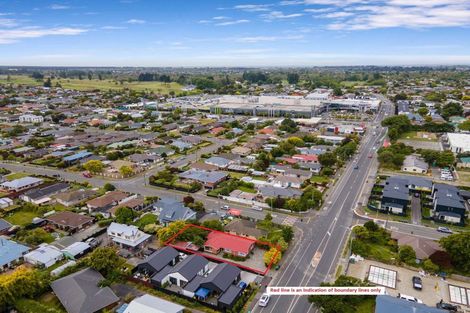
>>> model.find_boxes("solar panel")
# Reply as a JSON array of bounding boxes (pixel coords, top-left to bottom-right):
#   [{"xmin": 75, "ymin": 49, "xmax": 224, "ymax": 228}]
[{"xmin": 368, "ymin": 265, "xmax": 397, "ymax": 289}]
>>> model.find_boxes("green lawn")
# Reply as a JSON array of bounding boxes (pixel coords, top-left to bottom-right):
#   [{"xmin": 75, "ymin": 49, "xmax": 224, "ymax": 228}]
[
  {"xmin": 4, "ymin": 210, "xmax": 38, "ymax": 226},
  {"xmin": 0, "ymin": 75, "xmax": 185, "ymax": 94},
  {"xmin": 355, "ymin": 298, "xmax": 376, "ymax": 313},
  {"xmin": 5, "ymin": 172, "xmax": 30, "ymax": 181},
  {"xmin": 15, "ymin": 293, "xmax": 66, "ymax": 313},
  {"xmin": 311, "ymin": 175, "xmax": 330, "ymax": 184},
  {"xmin": 363, "ymin": 206, "xmax": 411, "ymax": 223}
]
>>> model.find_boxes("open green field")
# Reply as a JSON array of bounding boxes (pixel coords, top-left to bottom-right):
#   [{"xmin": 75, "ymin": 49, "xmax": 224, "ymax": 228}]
[
  {"xmin": 399, "ymin": 131, "xmax": 438, "ymax": 142},
  {"xmin": 0, "ymin": 75, "xmax": 184, "ymax": 94}
]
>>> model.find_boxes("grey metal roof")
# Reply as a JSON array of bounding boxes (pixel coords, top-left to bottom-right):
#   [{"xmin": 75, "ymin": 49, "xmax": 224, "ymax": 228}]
[
  {"xmin": 170, "ymin": 254, "xmax": 208, "ymax": 281},
  {"xmin": 50, "ymin": 268, "xmax": 119, "ymax": 313},
  {"xmin": 434, "ymin": 184, "xmax": 466, "ymax": 210},
  {"xmin": 375, "ymin": 295, "xmax": 446, "ymax": 313},
  {"xmin": 0, "ymin": 218, "xmax": 12, "ymax": 232},
  {"xmin": 383, "ymin": 177, "xmax": 409, "ymax": 201},
  {"xmin": 179, "ymin": 170, "xmax": 228, "ymax": 184},
  {"xmin": 200, "ymin": 263, "xmax": 240, "ymax": 293},
  {"xmin": 259, "ymin": 186, "xmax": 302, "ymax": 198},
  {"xmin": 139, "ymin": 246, "xmax": 179, "ymax": 273},
  {"xmin": 24, "ymin": 182, "xmax": 70, "ymax": 200},
  {"xmin": 218, "ymin": 285, "xmax": 243, "ymax": 306},
  {"xmin": 183, "ymin": 274, "xmax": 204, "ymax": 293}
]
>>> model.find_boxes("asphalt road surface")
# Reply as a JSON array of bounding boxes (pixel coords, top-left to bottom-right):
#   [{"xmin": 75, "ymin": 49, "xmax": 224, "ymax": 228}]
[{"xmin": 254, "ymin": 96, "xmax": 396, "ymax": 313}]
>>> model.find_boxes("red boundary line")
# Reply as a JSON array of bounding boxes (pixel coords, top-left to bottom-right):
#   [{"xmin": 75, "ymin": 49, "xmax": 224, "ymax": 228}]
[{"xmin": 164, "ymin": 224, "xmax": 281, "ymax": 276}]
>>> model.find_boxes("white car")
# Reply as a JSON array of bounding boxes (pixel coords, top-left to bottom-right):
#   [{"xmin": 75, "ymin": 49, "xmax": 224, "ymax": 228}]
[
  {"xmin": 252, "ymin": 206, "xmax": 263, "ymax": 211},
  {"xmin": 259, "ymin": 294, "xmax": 270, "ymax": 307},
  {"xmin": 398, "ymin": 293, "xmax": 423, "ymax": 303},
  {"xmin": 221, "ymin": 205, "xmax": 230, "ymax": 210}
]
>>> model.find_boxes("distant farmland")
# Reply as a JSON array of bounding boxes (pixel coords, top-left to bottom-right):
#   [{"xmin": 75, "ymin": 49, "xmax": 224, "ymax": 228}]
[{"xmin": 0, "ymin": 75, "xmax": 184, "ymax": 94}]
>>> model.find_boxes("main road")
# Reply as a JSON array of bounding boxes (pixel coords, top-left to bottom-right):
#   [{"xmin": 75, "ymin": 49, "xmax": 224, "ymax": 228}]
[{"xmin": 255, "ymin": 96, "xmax": 395, "ymax": 313}]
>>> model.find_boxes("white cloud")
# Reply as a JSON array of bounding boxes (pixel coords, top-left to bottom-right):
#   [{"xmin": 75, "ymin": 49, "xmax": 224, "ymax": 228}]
[
  {"xmin": 233, "ymin": 4, "xmax": 272, "ymax": 12},
  {"xmin": 126, "ymin": 19, "xmax": 146, "ymax": 24},
  {"xmin": 0, "ymin": 18, "xmax": 18, "ymax": 27},
  {"xmin": 0, "ymin": 27, "xmax": 88, "ymax": 44},
  {"xmin": 262, "ymin": 11, "xmax": 304, "ymax": 19},
  {"xmin": 298, "ymin": 0, "xmax": 470, "ymax": 30},
  {"xmin": 215, "ymin": 19, "xmax": 250, "ymax": 26},
  {"xmin": 50, "ymin": 4, "xmax": 70, "ymax": 10},
  {"xmin": 212, "ymin": 16, "xmax": 228, "ymax": 20},
  {"xmin": 101, "ymin": 26, "xmax": 127, "ymax": 30},
  {"xmin": 234, "ymin": 34, "xmax": 304, "ymax": 43}
]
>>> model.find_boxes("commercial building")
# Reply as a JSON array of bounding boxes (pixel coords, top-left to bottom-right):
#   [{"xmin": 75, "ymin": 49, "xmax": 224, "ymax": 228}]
[{"xmin": 446, "ymin": 133, "xmax": 470, "ymax": 153}]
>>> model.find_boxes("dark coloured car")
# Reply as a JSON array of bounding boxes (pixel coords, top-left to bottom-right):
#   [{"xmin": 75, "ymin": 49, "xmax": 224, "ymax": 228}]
[
  {"xmin": 436, "ymin": 301, "xmax": 458, "ymax": 312},
  {"xmin": 412, "ymin": 276, "xmax": 422, "ymax": 290}
]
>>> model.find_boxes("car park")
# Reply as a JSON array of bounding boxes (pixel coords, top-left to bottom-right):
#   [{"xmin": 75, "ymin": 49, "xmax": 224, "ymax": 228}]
[
  {"xmin": 437, "ymin": 226, "xmax": 453, "ymax": 234},
  {"xmin": 412, "ymin": 276, "xmax": 422, "ymax": 290},
  {"xmin": 397, "ymin": 293, "xmax": 423, "ymax": 303},
  {"xmin": 259, "ymin": 294, "xmax": 270, "ymax": 307}
]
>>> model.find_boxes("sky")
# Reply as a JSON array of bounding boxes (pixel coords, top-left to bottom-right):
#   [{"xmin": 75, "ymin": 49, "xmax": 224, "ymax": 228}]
[{"xmin": 0, "ymin": 0, "xmax": 469, "ymax": 67}]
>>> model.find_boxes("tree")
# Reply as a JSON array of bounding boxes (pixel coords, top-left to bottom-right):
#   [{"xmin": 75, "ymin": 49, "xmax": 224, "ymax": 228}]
[
  {"xmin": 441, "ymin": 102, "xmax": 463, "ymax": 120},
  {"xmin": 157, "ymin": 220, "xmax": 187, "ymax": 244},
  {"xmin": 363, "ymin": 221, "xmax": 379, "ymax": 232},
  {"xmin": 253, "ymin": 152, "xmax": 270, "ymax": 171},
  {"xmin": 287, "ymin": 73, "xmax": 299, "ymax": 85},
  {"xmin": 202, "ymin": 220, "xmax": 223, "ymax": 231},
  {"xmin": 440, "ymin": 232, "xmax": 470, "ymax": 273},
  {"xmin": 422, "ymin": 259, "xmax": 439, "ymax": 273},
  {"xmin": 43, "ymin": 78, "xmax": 52, "ymax": 88},
  {"xmin": 103, "ymin": 183, "xmax": 116, "ymax": 191},
  {"xmin": 119, "ymin": 165, "xmax": 133, "ymax": 177},
  {"xmin": 115, "ymin": 207, "xmax": 136, "ymax": 224},
  {"xmin": 308, "ymin": 276, "xmax": 373, "ymax": 313},
  {"xmin": 458, "ymin": 120, "xmax": 470, "ymax": 131},
  {"xmin": 318, "ymin": 152, "xmax": 337, "ymax": 167},
  {"xmin": 85, "ymin": 247, "xmax": 123, "ymax": 277},
  {"xmin": 399, "ymin": 245, "xmax": 416, "ymax": 265},
  {"xmin": 183, "ymin": 195, "xmax": 194, "ymax": 205},
  {"xmin": 263, "ymin": 247, "xmax": 281, "ymax": 266},
  {"xmin": 83, "ymin": 160, "xmax": 104, "ymax": 173},
  {"xmin": 281, "ymin": 226, "xmax": 294, "ymax": 242},
  {"xmin": 333, "ymin": 86, "xmax": 343, "ymax": 96},
  {"xmin": 279, "ymin": 118, "xmax": 298, "ymax": 133},
  {"xmin": 417, "ymin": 107, "xmax": 429, "ymax": 117},
  {"xmin": 436, "ymin": 151, "xmax": 455, "ymax": 167}
]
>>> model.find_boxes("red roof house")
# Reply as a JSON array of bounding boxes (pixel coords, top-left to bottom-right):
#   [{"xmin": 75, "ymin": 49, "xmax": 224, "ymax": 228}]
[
  {"xmin": 210, "ymin": 127, "xmax": 225, "ymax": 136},
  {"xmin": 204, "ymin": 231, "xmax": 255, "ymax": 257},
  {"xmin": 292, "ymin": 154, "xmax": 318, "ymax": 163}
]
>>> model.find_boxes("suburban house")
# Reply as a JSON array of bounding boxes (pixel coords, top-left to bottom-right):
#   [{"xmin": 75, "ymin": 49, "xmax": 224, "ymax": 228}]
[
  {"xmin": 432, "ymin": 183, "xmax": 467, "ymax": 224},
  {"xmin": 55, "ymin": 189, "xmax": 97, "ymax": 207},
  {"xmin": 391, "ymin": 232, "xmax": 443, "ymax": 262},
  {"xmin": 24, "ymin": 244, "xmax": 63, "ymax": 268},
  {"xmin": 401, "ymin": 155, "xmax": 429, "ymax": 174},
  {"xmin": 225, "ymin": 219, "xmax": 266, "ymax": 239},
  {"xmin": 51, "ymin": 268, "xmax": 119, "ymax": 313},
  {"xmin": 0, "ymin": 239, "xmax": 29, "ymax": 272},
  {"xmin": 86, "ymin": 191, "xmax": 132, "ymax": 215},
  {"xmin": 45, "ymin": 211, "xmax": 94, "ymax": 234},
  {"xmin": 61, "ymin": 242, "xmax": 91, "ymax": 260},
  {"xmin": 152, "ymin": 197, "xmax": 196, "ymax": 226},
  {"xmin": 179, "ymin": 170, "xmax": 228, "ymax": 189},
  {"xmin": 381, "ymin": 177, "xmax": 410, "ymax": 214},
  {"xmin": 258, "ymin": 186, "xmax": 302, "ymax": 200},
  {"xmin": 107, "ymin": 222, "xmax": 152, "ymax": 251},
  {"xmin": 151, "ymin": 254, "xmax": 209, "ymax": 287},
  {"xmin": 271, "ymin": 176, "xmax": 303, "ymax": 189},
  {"xmin": 292, "ymin": 154, "xmax": 319, "ymax": 164},
  {"xmin": 135, "ymin": 246, "xmax": 180, "ymax": 276},
  {"xmin": 21, "ymin": 182, "xmax": 70, "ymax": 204},
  {"xmin": 0, "ymin": 197, "xmax": 13, "ymax": 209},
  {"xmin": 203, "ymin": 231, "xmax": 255, "ymax": 258},
  {"xmin": 0, "ymin": 176, "xmax": 43, "ymax": 192},
  {"xmin": 375, "ymin": 295, "xmax": 446, "ymax": 313},
  {"xmin": 122, "ymin": 294, "xmax": 184, "ymax": 313},
  {"xmin": 204, "ymin": 156, "xmax": 232, "ymax": 169},
  {"xmin": 201, "ymin": 263, "xmax": 243, "ymax": 310},
  {"xmin": 108, "ymin": 196, "xmax": 147, "ymax": 217}
]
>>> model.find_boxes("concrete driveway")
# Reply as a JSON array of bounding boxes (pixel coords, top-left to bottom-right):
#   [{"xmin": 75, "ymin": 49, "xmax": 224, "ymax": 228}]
[{"xmin": 410, "ymin": 195, "xmax": 421, "ymax": 225}]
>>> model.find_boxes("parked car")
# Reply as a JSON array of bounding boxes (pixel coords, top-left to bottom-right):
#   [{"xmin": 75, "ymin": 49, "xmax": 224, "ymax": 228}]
[
  {"xmin": 412, "ymin": 276, "xmax": 422, "ymax": 290},
  {"xmin": 221, "ymin": 205, "xmax": 229, "ymax": 210},
  {"xmin": 259, "ymin": 294, "xmax": 270, "ymax": 307},
  {"xmin": 397, "ymin": 293, "xmax": 423, "ymax": 303},
  {"xmin": 252, "ymin": 206, "xmax": 263, "ymax": 211},
  {"xmin": 437, "ymin": 226, "xmax": 453, "ymax": 234},
  {"xmin": 82, "ymin": 171, "xmax": 92, "ymax": 178},
  {"xmin": 436, "ymin": 300, "xmax": 458, "ymax": 312},
  {"xmin": 354, "ymin": 165, "xmax": 359, "ymax": 169}
]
